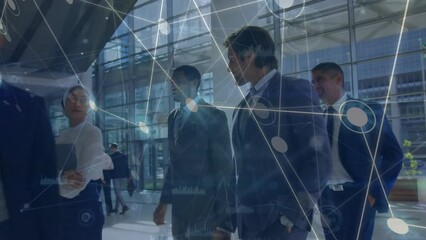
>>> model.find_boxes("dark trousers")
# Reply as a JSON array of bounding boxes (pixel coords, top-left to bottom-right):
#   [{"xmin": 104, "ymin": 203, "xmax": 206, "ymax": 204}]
[
  {"xmin": 60, "ymin": 180, "xmax": 105, "ymax": 240},
  {"xmin": 172, "ymin": 214, "xmax": 216, "ymax": 240},
  {"xmin": 319, "ymin": 182, "xmax": 376, "ymax": 240},
  {"xmin": 237, "ymin": 213, "xmax": 308, "ymax": 240},
  {"xmin": 0, "ymin": 220, "xmax": 12, "ymax": 240},
  {"xmin": 103, "ymin": 178, "xmax": 113, "ymax": 212}
]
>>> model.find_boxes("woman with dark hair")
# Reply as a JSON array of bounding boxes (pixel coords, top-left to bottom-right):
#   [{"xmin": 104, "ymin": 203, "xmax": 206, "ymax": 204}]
[{"xmin": 56, "ymin": 85, "xmax": 113, "ymax": 240}]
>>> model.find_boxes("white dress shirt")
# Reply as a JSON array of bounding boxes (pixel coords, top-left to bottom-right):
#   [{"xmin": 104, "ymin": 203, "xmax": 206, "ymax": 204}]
[
  {"xmin": 326, "ymin": 94, "xmax": 354, "ymax": 185},
  {"xmin": 56, "ymin": 121, "xmax": 113, "ymax": 198}
]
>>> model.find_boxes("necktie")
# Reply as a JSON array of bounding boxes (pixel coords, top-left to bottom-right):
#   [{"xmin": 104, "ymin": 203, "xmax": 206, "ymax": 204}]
[
  {"xmin": 238, "ymin": 87, "xmax": 257, "ymax": 139},
  {"xmin": 246, "ymin": 87, "xmax": 257, "ymax": 103},
  {"xmin": 174, "ymin": 109, "xmax": 183, "ymax": 143},
  {"xmin": 326, "ymin": 106, "xmax": 335, "ymax": 146}
]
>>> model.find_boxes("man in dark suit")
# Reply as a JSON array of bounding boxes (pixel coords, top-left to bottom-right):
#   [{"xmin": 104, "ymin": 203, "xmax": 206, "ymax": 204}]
[
  {"xmin": 0, "ymin": 80, "xmax": 61, "ymax": 239},
  {"xmin": 110, "ymin": 143, "xmax": 130, "ymax": 214},
  {"xmin": 224, "ymin": 26, "xmax": 331, "ymax": 240},
  {"xmin": 153, "ymin": 65, "xmax": 235, "ymax": 240},
  {"xmin": 311, "ymin": 62, "xmax": 403, "ymax": 240}
]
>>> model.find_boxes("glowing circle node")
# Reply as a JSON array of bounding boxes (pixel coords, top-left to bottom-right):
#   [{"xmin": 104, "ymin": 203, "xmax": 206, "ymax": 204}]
[
  {"xmin": 185, "ymin": 98, "xmax": 198, "ymax": 112},
  {"xmin": 158, "ymin": 18, "xmax": 170, "ymax": 35},
  {"xmin": 387, "ymin": 217, "xmax": 409, "ymax": 235},
  {"xmin": 139, "ymin": 122, "xmax": 150, "ymax": 134},
  {"xmin": 253, "ymin": 103, "xmax": 270, "ymax": 119},
  {"xmin": 271, "ymin": 136, "xmax": 288, "ymax": 153},
  {"xmin": 89, "ymin": 100, "xmax": 97, "ymax": 111},
  {"xmin": 8, "ymin": 0, "xmax": 16, "ymax": 11},
  {"xmin": 347, "ymin": 107, "xmax": 368, "ymax": 127},
  {"xmin": 275, "ymin": 0, "xmax": 294, "ymax": 9}
]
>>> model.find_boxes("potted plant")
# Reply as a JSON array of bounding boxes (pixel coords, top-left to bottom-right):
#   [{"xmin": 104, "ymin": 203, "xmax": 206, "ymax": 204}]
[
  {"xmin": 402, "ymin": 140, "xmax": 422, "ymax": 176},
  {"xmin": 389, "ymin": 140, "xmax": 423, "ymax": 202}
]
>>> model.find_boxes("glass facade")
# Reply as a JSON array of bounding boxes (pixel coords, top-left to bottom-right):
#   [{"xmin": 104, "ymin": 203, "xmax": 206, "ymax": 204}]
[
  {"xmin": 32, "ymin": 0, "xmax": 426, "ymax": 238},
  {"xmin": 91, "ymin": 0, "xmax": 215, "ymax": 191},
  {"xmin": 45, "ymin": 0, "xmax": 426, "ymax": 197}
]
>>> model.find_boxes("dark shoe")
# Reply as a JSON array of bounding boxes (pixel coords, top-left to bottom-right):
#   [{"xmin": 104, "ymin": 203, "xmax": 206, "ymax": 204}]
[
  {"xmin": 119, "ymin": 205, "xmax": 129, "ymax": 214},
  {"xmin": 110, "ymin": 208, "xmax": 118, "ymax": 213}
]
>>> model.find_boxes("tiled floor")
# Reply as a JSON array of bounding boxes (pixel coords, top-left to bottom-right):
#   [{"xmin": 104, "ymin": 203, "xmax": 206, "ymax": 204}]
[{"xmin": 102, "ymin": 191, "xmax": 426, "ymax": 240}]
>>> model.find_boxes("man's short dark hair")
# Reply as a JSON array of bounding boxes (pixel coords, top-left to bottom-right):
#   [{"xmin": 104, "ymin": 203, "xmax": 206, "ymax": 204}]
[
  {"xmin": 311, "ymin": 62, "xmax": 344, "ymax": 76},
  {"xmin": 173, "ymin": 65, "xmax": 202, "ymax": 91},
  {"xmin": 224, "ymin": 26, "xmax": 278, "ymax": 69},
  {"xmin": 110, "ymin": 143, "xmax": 118, "ymax": 149},
  {"xmin": 311, "ymin": 62, "xmax": 345, "ymax": 87}
]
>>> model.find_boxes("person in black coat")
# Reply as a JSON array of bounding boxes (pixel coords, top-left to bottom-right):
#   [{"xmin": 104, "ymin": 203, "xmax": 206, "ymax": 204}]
[
  {"xmin": 153, "ymin": 65, "xmax": 235, "ymax": 240},
  {"xmin": 109, "ymin": 143, "xmax": 131, "ymax": 214},
  {"xmin": 0, "ymin": 80, "xmax": 61, "ymax": 240}
]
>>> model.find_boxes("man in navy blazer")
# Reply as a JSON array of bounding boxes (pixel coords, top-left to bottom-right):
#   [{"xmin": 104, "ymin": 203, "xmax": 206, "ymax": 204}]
[
  {"xmin": 153, "ymin": 65, "xmax": 235, "ymax": 239},
  {"xmin": 0, "ymin": 81, "xmax": 61, "ymax": 239},
  {"xmin": 311, "ymin": 62, "xmax": 403, "ymax": 240},
  {"xmin": 224, "ymin": 26, "xmax": 331, "ymax": 240}
]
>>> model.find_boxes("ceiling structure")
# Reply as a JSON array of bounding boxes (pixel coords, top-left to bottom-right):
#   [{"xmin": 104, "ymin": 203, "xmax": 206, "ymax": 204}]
[{"xmin": 0, "ymin": 0, "xmax": 137, "ymax": 79}]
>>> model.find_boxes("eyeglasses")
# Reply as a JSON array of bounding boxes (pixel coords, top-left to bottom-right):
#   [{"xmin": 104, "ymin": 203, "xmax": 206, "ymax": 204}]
[{"xmin": 67, "ymin": 94, "xmax": 89, "ymax": 105}]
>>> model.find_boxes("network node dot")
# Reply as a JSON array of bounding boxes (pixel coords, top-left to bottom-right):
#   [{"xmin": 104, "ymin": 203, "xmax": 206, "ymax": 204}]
[{"xmin": 271, "ymin": 136, "xmax": 288, "ymax": 153}]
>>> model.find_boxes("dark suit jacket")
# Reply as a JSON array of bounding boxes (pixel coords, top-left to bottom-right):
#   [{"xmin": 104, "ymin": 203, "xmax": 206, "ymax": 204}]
[
  {"xmin": 160, "ymin": 99, "xmax": 235, "ymax": 232},
  {"xmin": 110, "ymin": 151, "xmax": 130, "ymax": 179},
  {"xmin": 0, "ymin": 82, "xmax": 61, "ymax": 239},
  {"xmin": 232, "ymin": 72, "xmax": 331, "ymax": 231},
  {"xmin": 336, "ymin": 96, "xmax": 403, "ymax": 213}
]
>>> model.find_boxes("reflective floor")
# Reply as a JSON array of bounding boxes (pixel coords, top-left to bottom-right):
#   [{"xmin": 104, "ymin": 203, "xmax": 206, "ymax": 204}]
[{"xmin": 102, "ymin": 191, "xmax": 426, "ymax": 240}]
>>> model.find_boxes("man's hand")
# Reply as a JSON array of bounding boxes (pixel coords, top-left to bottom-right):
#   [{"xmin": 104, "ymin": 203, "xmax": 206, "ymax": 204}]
[
  {"xmin": 153, "ymin": 203, "xmax": 167, "ymax": 225},
  {"xmin": 62, "ymin": 170, "xmax": 85, "ymax": 189},
  {"xmin": 213, "ymin": 229, "xmax": 231, "ymax": 240},
  {"xmin": 368, "ymin": 195, "xmax": 376, "ymax": 207},
  {"xmin": 280, "ymin": 215, "xmax": 293, "ymax": 233}
]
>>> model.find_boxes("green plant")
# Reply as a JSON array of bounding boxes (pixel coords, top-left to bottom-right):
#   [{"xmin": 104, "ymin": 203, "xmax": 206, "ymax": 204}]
[{"xmin": 403, "ymin": 140, "xmax": 422, "ymax": 176}]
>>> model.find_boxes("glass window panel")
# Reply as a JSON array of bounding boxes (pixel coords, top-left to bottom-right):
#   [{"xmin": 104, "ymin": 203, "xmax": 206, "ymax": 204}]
[
  {"xmin": 133, "ymin": 1, "xmax": 167, "ymax": 31},
  {"xmin": 173, "ymin": 0, "xmax": 210, "ymax": 16},
  {"xmin": 172, "ymin": 6, "xmax": 210, "ymax": 42},
  {"xmin": 282, "ymin": 38, "xmax": 351, "ymax": 74},
  {"xmin": 50, "ymin": 116, "xmax": 68, "ymax": 137},
  {"xmin": 281, "ymin": 2, "xmax": 350, "ymax": 74},
  {"xmin": 357, "ymin": 53, "xmax": 426, "ymax": 157},
  {"xmin": 103, "ymin": 67, "xmax": 130, "ymax": 86},
  {"xmin": 103, "ymin": 35, "xmax": 130, "ymax": 64},
  {"xmin": 354, "ymin": 0, "xmax": 426, "ymax": 24},
  {"xmin": 114, "ymin": 16, "xmax": 130, "ymax": 37},
  {"xmin": 104, "ymin": 85, "xmax": 128, "ymax": 107},
  {"xmin": 150, "ymin": 98, "xmax": 168, "ymax": 114},
  {"xmin": 104, "ymin": 106, "xmax": 129, "ymax": 129},
  {"xmin": 356, "ymin": 20, "xmax": 426, "ymax": 61},
  {"xmin": 134, "ymin": 25, "xmax": 168, "ymax": 54},
  {"xmin": 135, "ymin": 85, "xmax": 150, "ymax": 101},
  {"xmin": 49, "ymin": 98, "xmax": 64, "ymax": 117},
  {"xmin": 105, "ymin": 129, "xmax": 128, "ymax": 144}
]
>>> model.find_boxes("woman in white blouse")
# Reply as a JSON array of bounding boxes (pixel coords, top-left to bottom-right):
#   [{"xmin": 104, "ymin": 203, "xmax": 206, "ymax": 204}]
[{"xmin": 56, "ymin": 85, "xmax": 113, "ymax": 240}]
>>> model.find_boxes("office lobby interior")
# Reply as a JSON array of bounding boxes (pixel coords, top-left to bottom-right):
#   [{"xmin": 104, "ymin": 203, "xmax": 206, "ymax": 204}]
[{"xmin": 1, "ymin": 0, "xmax": 426, "ymax": 239}]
